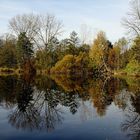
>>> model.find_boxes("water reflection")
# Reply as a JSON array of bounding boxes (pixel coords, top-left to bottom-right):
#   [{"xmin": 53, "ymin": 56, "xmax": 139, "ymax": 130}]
[
  {"xmin": 121, "ymin": 89, "xmax": 140, "ymax": 140},
  {"xmin": 0, "ymin": 75, "xmax": 139, "ymax": 139}
]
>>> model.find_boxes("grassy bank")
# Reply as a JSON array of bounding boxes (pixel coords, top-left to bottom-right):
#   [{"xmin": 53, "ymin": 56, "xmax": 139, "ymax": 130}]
[
  {"xmin": 114, "ymin": 70, "xmax": 140, "ymax": 77},
  {"xmin": 0, "ymin": 67, "xmax": 140, "ymax": 78},
  {"xmin": 0, "ymin": 68, "xmax": 23, "ymax": 76}
]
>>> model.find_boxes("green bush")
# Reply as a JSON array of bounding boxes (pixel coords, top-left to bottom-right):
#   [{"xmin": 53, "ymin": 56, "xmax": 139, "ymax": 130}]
[{"xmin": 125, "ymin": 59, "xmax": 140, "ymax": 75}]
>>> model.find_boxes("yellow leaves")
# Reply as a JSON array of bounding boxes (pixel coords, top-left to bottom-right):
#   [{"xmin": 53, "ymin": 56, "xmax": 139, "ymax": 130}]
[
  {"xmin": 89, "ymin": 31, "xmax": 107, "ymax": 67},
  {"xmin": 108, "ymin": 48, "xmax": 117, "ymax": 69},
  {"xmin": 50, "ymin": 55, "xmax": 75, "ymax": 74},
  {"xmin": 50, "ymin": 52, "xmax": 89, "ymax": 74}
]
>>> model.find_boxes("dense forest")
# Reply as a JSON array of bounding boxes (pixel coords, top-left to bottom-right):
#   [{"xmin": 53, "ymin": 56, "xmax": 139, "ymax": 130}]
[{"xmin": 0, "ymin": 0, "xmax": 140, "ymax": 77}]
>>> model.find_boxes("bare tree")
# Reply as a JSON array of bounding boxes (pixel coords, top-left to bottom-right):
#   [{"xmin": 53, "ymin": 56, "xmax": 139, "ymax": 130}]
[
  {"xmin": 122, "ymin": 0, "xmax": 140, "ymax": 36},
  {"xmin": 9, "ymin": 13, "xmax": 63, "ymax": 51},
  {"xmin": 79, "ymin": 24, "xmax": 91, "ymax": 44},
  {"xmin": 9, "ymin": 13, "xmax": 40, "ymax": 41},
  {"xmin": 36, "ymin": 14, "xmax": 63, "ymax": 50}
]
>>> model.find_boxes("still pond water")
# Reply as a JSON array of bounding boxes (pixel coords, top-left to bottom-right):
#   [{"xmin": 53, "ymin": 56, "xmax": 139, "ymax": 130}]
[{"xmin": 0, "ymin": 75, "xmax": 140, "ymax": 140}]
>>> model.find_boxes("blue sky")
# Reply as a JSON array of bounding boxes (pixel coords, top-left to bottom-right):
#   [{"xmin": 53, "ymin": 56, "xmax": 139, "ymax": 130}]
[{"xmin": 0, "ymin": 0, "xmax": 130, "ymax": 42}]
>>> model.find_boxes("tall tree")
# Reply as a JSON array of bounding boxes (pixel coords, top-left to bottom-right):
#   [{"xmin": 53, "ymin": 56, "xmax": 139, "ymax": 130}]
[
  {"xmin": 16, "ymin": 32, "xmax": 33, "ymax": 63},
  {"xmin": 36, "ymin": 14, "xmax": 63, "ymax": 50},
  {"xmin": 122, "ymin": 0, "xmax": 140, "ymax": 36},
  {"xmin": 113, "ymin": 37, "xmax": 128, "ymax": 69},
  {"xmin": 68, "ymin": 31, "xmax": 80, "ymax": 46},
  {"xmin": 131, "ymin": 36, "xmax": 140, "ymax": 62},
  {"xmin": 66, "ymin": 31, "xmax": 80, "ymax": 55},
  {"xmin": 80, "ymin": 24, "xmax": 91, "ymax": 44},
  {"xmin": 16, "ymin": 32, "xmax": 35, "ymax": 74},
  {"xmin": 89, "ymin": 31, "xmax": 114, "ymax": 72},
  {"xmin": 0, "ymin": 35, "xmax": 17, "ymax": 68},
  {"xmin": 9, "ymin": 13, "xmax": 40, "ymax": 41},
  {"xmin": 89, "ymin": 31, "xmax": 107, "ymax": 67}
]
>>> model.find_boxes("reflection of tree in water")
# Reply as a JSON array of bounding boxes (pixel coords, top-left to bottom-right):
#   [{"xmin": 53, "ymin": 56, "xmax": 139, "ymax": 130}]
[
  {"xmin": 89, "ymin": 77, "xmax": 122, "ymax": 116},
  {"xmin": 121, "ymin": 89, "xmax": 140, "ymax": 140},
  {"xmin": 17, "ymin": 80, "xmax": 33, "ymax": 112},
  {"xmin": 58, "ymin": 76, "xmax": 90, "ymax": 115},
  {"xmin": 8, "ymin": 77, "xmax": 64, "ymax": 132},
  {"xmin": 9, "ymin": 105, "xmax": 41, "ymax": 131},
  {"xmin": 61, "ymin": 92, "xmax": 79, "ymax": 114},
  {"xmin": 7, "ymin": 75, "xmax": 85, "ymax": 131},
  {"xmin": 51, "ymin": 75, "xmax": 130, "ymax": 117},
  {"xmin": 36, "ymin": 89, "xmax": 63, "ymax": 132},
  {"xmin": 36, "ymin": 75, "xmax": 84, "ymax": 115},
  {"xmin": 8, "ymin": 78, "xmax": 41, "ymax": 131},
  {"xmin": 0, "ymin": 76, "xmax": 17, "ymax": 109},
  {"xmin": 0, "ymin": 74, "xmax": 139, "ymax": 133}
]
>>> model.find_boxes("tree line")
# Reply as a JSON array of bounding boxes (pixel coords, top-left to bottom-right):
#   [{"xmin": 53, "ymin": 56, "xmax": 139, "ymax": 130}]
[{"xmin": 0, "ymin": 0, "xmax": 139, "ymax": 76}]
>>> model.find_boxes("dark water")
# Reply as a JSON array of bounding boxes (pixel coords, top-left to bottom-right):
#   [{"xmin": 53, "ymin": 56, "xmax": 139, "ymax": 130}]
[{"xmin": 0, "ymin": 75, "xmax": 140, "ymax": 140}]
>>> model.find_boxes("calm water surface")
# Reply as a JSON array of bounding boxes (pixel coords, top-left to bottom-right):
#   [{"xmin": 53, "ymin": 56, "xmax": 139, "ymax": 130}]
[{"xmin": 0, "ymin": 75, "xmax": 140, "ymax": 140}]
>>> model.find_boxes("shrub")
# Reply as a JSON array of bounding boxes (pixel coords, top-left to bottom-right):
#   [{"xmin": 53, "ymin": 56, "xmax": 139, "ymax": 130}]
[
  {"xmin": 50, "ymin": 55, "xmax": 75, "ymax": 74},
  {"xmin": 125, "ymin": 59, "xmax": 140, "ymax": 75}
]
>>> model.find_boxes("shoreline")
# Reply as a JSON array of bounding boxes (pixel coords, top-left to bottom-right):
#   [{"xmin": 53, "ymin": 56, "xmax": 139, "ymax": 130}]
[{"xmin": 0, "ymin": 68, "xmax": 140, "ymax": 78}]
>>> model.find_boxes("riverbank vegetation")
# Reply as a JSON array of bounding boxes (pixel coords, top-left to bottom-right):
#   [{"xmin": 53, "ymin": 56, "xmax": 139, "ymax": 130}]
[{"xmin": 0, "ymin": 0, "xmax": 139, "ymax": 77}]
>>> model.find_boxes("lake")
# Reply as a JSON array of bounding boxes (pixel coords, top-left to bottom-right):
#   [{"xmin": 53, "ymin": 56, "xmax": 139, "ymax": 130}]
[{"xmin": 0, "ymin": 75, "xmax": 139, "ymax": 140}]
